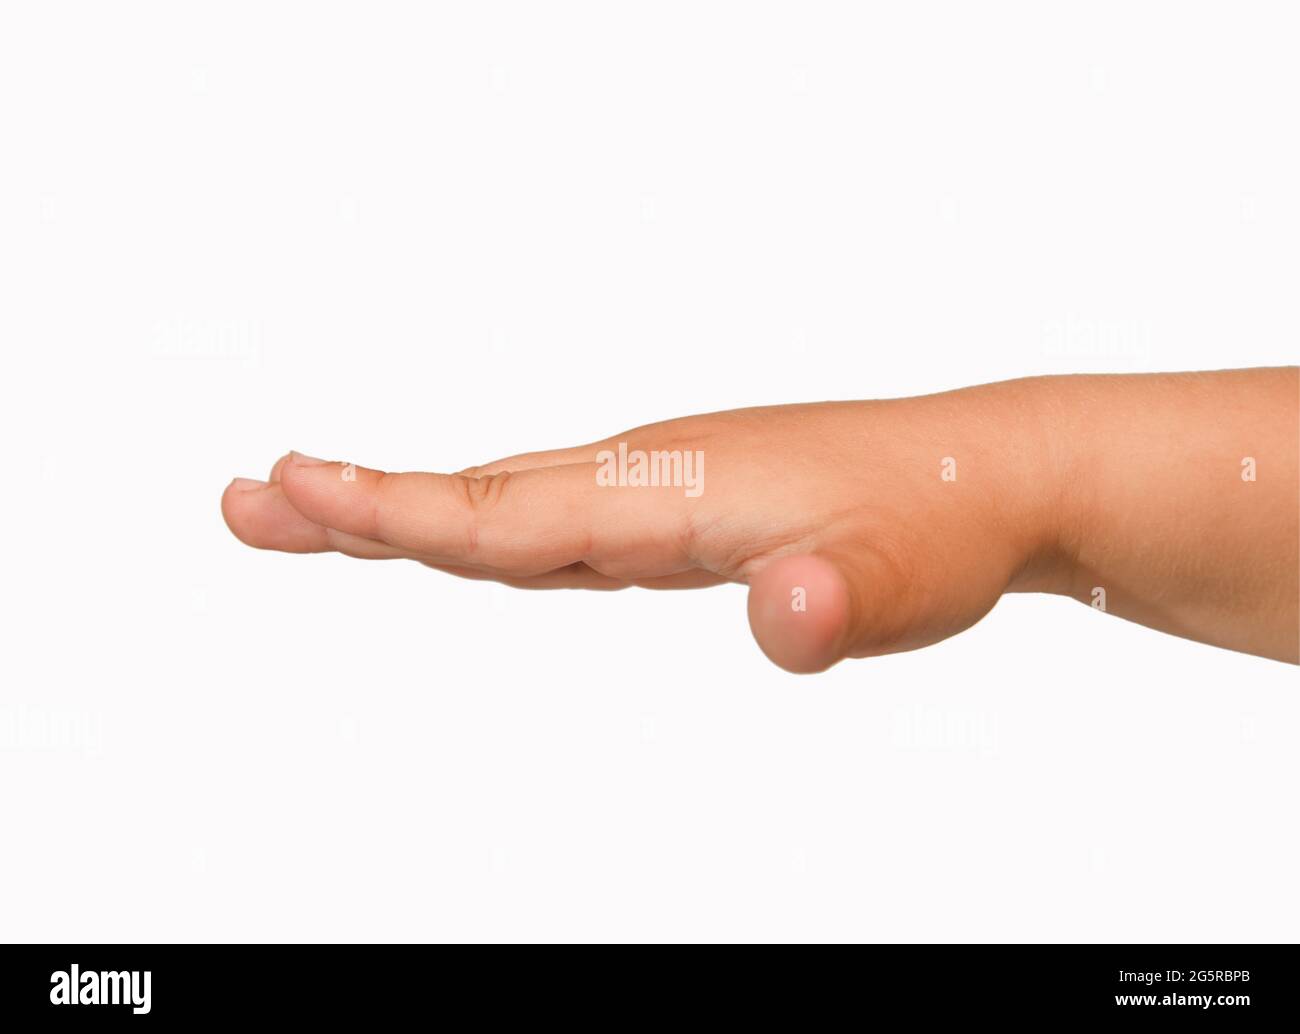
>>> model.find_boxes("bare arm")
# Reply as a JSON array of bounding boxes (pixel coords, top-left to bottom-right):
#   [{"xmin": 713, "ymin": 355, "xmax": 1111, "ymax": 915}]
[
  {"xmin": 223, "ymin": 367, "xmax": 1299, "ymax": 671},
  {"xmin": 1027, "ymin": 367, "xmax": 1298, "ymax": 663}
]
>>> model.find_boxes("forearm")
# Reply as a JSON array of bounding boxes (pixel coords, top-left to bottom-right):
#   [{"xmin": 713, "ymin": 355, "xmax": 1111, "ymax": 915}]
[{"xmin": 1026, "ymin": 368, "xmax": 1299, "ymax": 662}]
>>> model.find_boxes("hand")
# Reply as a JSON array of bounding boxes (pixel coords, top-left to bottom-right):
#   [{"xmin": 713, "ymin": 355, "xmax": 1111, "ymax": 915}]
[
  {"xmin": 222, "ymin": 384, "xmax": 1060, "ymax": 672},
  {"xmin": 223, "ymin": 369, "xmax": 1299, "ymax": 670}
]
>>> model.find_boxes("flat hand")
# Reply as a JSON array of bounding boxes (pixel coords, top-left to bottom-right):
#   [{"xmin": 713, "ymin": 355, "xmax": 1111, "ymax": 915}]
[{"xmin": 223, "ymin": 394, "xmax": 1053, "ymax": 672}]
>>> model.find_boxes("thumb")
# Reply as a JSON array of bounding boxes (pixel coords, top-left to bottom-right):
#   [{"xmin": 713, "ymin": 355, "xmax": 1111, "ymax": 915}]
[{"xmin": 746, "ymin": 548, "xmax": 906, "ymax": 673}]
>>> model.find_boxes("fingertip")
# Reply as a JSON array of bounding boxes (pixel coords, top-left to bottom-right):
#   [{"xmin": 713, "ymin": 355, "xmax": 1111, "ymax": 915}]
[
  {"xmin": 746, "ymin": 554, "xmax": 852, "ymax": 674},
  {"xmin": 221, "ymin": 477, "xmax": 331, "ymax": 552},
  {"xmin": 277, "ymin": 451, "xmax": 341, "ymax": 499},
  {"xmin": 222, "ymin": 477, "xmax": 268, "ymax": 522},
  {"xmin": 268, "ymin": 452, "xmax": 294, "ymax": 481},
  {"xmin": 277, "ymin": 453, "xmax": 384, "ymax": 539},
  {"xmin": 278, "ymin": 451, "xmax": 339, "ymax": 488},
  {"xmin": 222, "ymin": 477, "xmax": 267, "ymax": 544}
]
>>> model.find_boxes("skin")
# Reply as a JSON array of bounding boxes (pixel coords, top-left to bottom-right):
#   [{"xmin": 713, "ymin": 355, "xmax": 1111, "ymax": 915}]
[{"xmin": 222, "ymin": 367, "xmax": 1299, "ymax": 672}]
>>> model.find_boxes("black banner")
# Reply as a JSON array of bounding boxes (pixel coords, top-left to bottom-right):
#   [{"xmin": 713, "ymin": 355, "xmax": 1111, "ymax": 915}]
[{"xmin": 0, "ymin": 944, "xmax": 1292, "ymax": 1024}]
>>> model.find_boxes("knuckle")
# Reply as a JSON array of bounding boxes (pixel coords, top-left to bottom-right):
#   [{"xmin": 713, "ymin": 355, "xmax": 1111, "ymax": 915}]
[
  {"xmin": 451, "ymin": 470, "xmax": 514, "ymax": 560},
  {"xmin": 370, "ymin": 472, "xmax": 400, "ymax": 539},
  {"xmin": 457, "ymin": 470, "xmax": 512, "ymax": 512}
]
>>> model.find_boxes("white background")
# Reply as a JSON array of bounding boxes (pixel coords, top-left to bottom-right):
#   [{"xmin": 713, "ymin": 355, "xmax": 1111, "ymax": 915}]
[{"xmin": 1, "ymin": 2, "xmax": 1296, "ymax": 942}]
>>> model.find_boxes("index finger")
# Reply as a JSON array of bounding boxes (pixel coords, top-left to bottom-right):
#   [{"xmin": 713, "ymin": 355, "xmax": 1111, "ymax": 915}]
[{"xmin": 277, "ymin": 452, "xmax": 700, "ymax": 580}]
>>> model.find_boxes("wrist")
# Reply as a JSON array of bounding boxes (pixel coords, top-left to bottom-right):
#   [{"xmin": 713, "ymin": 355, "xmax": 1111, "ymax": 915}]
[{"xmin": 985, "ymin": 375, "xmax": 1081, "ymax": 596}]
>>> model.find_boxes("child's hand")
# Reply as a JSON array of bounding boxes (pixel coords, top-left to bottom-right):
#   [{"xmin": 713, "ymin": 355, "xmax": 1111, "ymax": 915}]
[{"xmin": 223, "ymin": 369, "xmax": 1299, "ymax": 670}]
